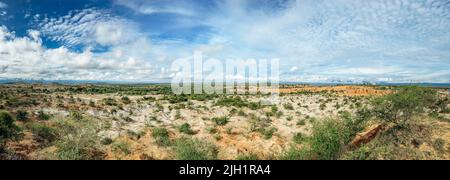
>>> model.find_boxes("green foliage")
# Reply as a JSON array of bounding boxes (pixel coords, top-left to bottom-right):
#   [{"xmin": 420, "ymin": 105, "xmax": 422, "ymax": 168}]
[
  {"xmin": 152, "ymin": 128, "xmax": 171, "ymax": 146},
  {"xmin": 0, "ymin": 111, "xmax": 22, "ymax": 143},
  {"xmin": 174, "ymin": 138, "xmax": 217, "ymax": 160},
  {"xmin": 260, "ymin": 127, "xmax": 277, "ymax": 139},
  {"xmin": 15, "ymin": 110, "xmax": 29, "ymax": 122},
  {"xmin": 212, "ymin": 116, "xmax": 229, "ymax": 126},
  {"xmin": 102, "ymin": 97, "xmax": 117, "ymax": 106},
  {"xmin": 279, "ymin": 146, "xmax": 312, "ymax": 160},
  {"xmin": 308, "ymin": 118, "xmax": 353, "ymax": 160},
  {"xmin": 297, "ymin": 119, "xmax": 306, "ymax": 126},
  {"xmin": 121, "ymin": 96, "xmax": 131, "ymax": 104},
  {"xmin": 284, "ymin": 114, "xmax": 366, "ymax": 160},
  {"xmin": 179, "ymin": 123, "xmax": 194, "ymax": 135},
  {"xmin": 372, "ymin": 86, "xmax": 437, "ymax": 124},
  {"xmin": 53, "ymin": 118, "xmax": 105, "ymax": 160},
  {"xmin": 238, "ymin": 110, "xmax": 246, "ymax": 117},
  {"xmin": 25, "ymin": 123, "xmax": 57, "ymax": 144},
  {"xmin": 37, "ymin": 110, "xmax": 50, "ymax": 121},
  {"xmin": 112, "ymin": 140, "xmax": 131, "ymax": 155},
  {"xmin": 284, "ymin": 103, "xmax": 294, "ymax": 110},
  {"xmin": 69, "ymin": 111, "xmax": 83, "ymax": 121},
  {"xmin": 432, "ymin": 138, "xmax": 445, "ymax": 152},
  {"xmin": 166, "ymin": 94, "xmax": 188, "ymax": 104},
  {"xmin": 216, "ymin": 96, "xmax": 261, "ymax": 110},
  {"xmin": 100, "ymin": 137, "xmax": 113, "ymax": 145},
  {"xmin": 293, "ymin": 132, "xmax": 306, "ymax": 144}
]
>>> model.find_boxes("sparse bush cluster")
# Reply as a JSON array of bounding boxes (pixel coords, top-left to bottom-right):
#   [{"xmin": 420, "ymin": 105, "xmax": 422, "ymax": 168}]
[{"xmin": 283, "ymin": 86, "xmax": 446, "ymax": 160}]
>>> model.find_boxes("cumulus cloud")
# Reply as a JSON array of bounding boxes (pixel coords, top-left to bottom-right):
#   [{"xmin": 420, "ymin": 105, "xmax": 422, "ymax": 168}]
[
  {"xmin": 2, "ymin": 0, "xmax": 450, "ymax": 82},
  {"xmin": 0, "ymin": 25, "xmax": 155, "ymax": 81},
  {"xmin": 192, "ymin": 0, "xmax": 450, "ymax": 82}
]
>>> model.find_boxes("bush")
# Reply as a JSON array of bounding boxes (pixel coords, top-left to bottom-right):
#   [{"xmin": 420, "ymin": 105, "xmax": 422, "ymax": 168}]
[
  {"xmin": 16, "ymin": 110, "xmax": 29, "ymax": 122},
  {"xmin": 308, "ymin": 118, "xmax": 352, "ymax": 160},
  {"xmin": 260, "ymin": 127, "xmax": 277, "ymax": 139},
  {"xmin": 432, "ymin": 138, "xmax": 445, "ymax": 152},
  {"xmin": 213, "ymin": 116, "xmax": 229, "ymax": 126},
  {"xmin": 26, "ymin": 123, "xmax": 57, "ymax": 144},
  {"xmin": 174, "ymin": 138, "xmax": 217, "ymax": 160},
  {"xmin": 53, "ymin": 119, "xmax": 105, "ymax": 160},
  {"xmin": 101, "ymin": 137, "xmax": 113, "ymax": 145},
  {"xmin": 112, "ymin": 140, "xmax": 131, "ymax": 155},
  {"xmin": 102, "ymin": 97, "xmax": 117, "ymax": 106},
  {"xmin": 297, "ymin": 119, "xmax": 306, "ymax": 126},
  {"xmin": 293, "ymin": 132, "xmax": 306, "ymax": 144},
  {"xmin": 0, "ymin": 111, "xmax": 22, "ymax": 143},
  {"xmin": 69, "ymin": 111, "xmax": 83, "ymax": 121},
  {"xmin": 372, "ymin": 86, "xmax": 437, "ymax": 125},
  {"xmin": 279, "ymin": 146, "xmax": 312, "ymax": 160},
  {"xmin": 152, "ymin": 128, "xmax": 171, "ymax": 146},
  {"xmin": 121, "ymin": 96, "xmax": 131, "ymax": 104},
  {"xmin": 284, "ymin": 103, "xmax": 294, "ymax": 110},
  {"xmin": 37, "ymin": 111, "xmax": 50, "ymax": 121},
  {"xmin": 179, "ymin": 123, "xmax": 194, "ymax": 135}
]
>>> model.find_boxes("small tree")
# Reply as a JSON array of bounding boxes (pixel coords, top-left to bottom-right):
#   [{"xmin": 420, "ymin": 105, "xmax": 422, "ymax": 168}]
[{"xmin": 372, "ymin": 87, "xmax": 436, "ymax": 125}]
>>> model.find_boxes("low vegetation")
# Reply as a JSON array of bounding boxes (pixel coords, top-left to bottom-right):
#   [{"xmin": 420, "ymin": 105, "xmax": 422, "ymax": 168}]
[{"xmin": 0, "ymin": 84, "xmax": 448, "ymax": 160}]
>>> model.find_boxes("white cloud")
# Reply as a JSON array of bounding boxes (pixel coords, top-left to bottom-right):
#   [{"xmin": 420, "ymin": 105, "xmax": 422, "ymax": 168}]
[
  {"xmin": 0, "ymin": 2, "xmax": 7, "ymax": 9},
  {"xmin": 0, "ymin": 25, "xmax": 156, "ymax": 81},
  {"xmin": 37, "ymin": 8, "xmax": 141, "ymax": 47},
  {"xmin": 3, "ymin": 1, "xmax": 450, "ymax": 82},
  {"xmin": 289, "ymin": 66, "xmax": 298, "ymax": 72},
  {"xmin": 114, "ymin": 0, "xmax": 196, "ymax": 16}
]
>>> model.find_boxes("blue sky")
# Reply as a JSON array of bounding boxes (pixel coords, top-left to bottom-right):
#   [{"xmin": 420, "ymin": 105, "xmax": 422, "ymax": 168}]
[{"xmin": 0, "ymin": 0, "xmax": 449, "ymax": 83}]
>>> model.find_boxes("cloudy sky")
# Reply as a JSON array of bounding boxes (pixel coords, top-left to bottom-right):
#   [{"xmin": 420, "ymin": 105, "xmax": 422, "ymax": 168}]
[{"xmin": 0, "ymin": 0, "xmax": 449, "ymax": 83}]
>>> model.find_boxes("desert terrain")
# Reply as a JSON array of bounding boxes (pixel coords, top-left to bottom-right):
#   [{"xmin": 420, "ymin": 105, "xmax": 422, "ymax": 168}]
[{"xmin": 0, "ymin": 84, "xmax": 449, "ymax": 160}]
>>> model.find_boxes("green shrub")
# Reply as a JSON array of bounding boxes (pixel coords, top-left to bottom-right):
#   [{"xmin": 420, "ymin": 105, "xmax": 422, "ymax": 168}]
[
  {"xmin": 238, "ymin": 110, "xmax": 246, "ymax": 117},
  {"xmin": 16, "ymin": 110, "xmax": 29, "ymax": 122},
  {"xmin": 213, "ymin": 116, "xmax": 229, "ymax": 126},
  {"xmin": 37, "ymin": 111, "xmax": 50, "ymax": 121},
  {"xmin": 372, "ymin": 86, "xmax": 437, "ymax": 125},
  {"xmin": 284, "ymin": 103, "xmax": 294, "ymax": 110},
  {"xmin": 432, "ymin": 138, "xmax": 445, "ymax": 152},
  {"xmin": 279, "ymin": 146, "xmax": 312, "ymax": 160},
  {"xmin": 101, "ymin": 137, "xmax": 113, "ymax": 145},
  {"xmin": 152, "ymin": 128, "xmax": 171, "ymax": 146},
  {"xmin": 297, "ymin": 119, "xmax": 306, "ymax": 126},
  {"xmin": 293, "ymin": 132, "xmax": 306, "ymax": 144},
  {"xmin": 0, "ymin": 111, "xmax": 22, "ymax": 143},
  {"xmin": 174, "ymin": 138, "xmax": 217, "ymax": 160},
  {"xmin": 260, "ymin": 127, "xmax": 277, "ymax": 139},
  {"xmin": 69, "ymin": 111, "xmax": 83, "ymax": 121},
  {"xmin": 308, "ymin": 118, "xmax": 352, "ymax": 160},
  {"xmin": 26, "ymin": 123, "xmax": 57, "ymax": 144},
  {"xmin": 121, "ymin": 96, "xmax": 131, "ymax": 104},
  {"xmin": 112, "ymin": 140, "xmax": 131, "ymax": 155},
  {"xmin": 179, "ymin": 123, "xmax": 194, "ymax": 135},
  {"xmin": 54, "ymin": 119, "xmax": 105, "ymax": 160},
  {"xmin": 102, "ymin": 97, "xmax": 117, "ymax": 106}
]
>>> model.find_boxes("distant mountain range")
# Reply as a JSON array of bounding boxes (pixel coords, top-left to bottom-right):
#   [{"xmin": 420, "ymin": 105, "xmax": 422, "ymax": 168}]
[{"xmin": 0, "ymin": 78, "xmax": 449, "ymax": 88}]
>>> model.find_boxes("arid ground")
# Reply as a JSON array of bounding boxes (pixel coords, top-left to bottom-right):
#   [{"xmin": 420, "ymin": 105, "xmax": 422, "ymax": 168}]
[{"xmin": 1, "ymin": 84, "xmax": 449, "ymax": 160}]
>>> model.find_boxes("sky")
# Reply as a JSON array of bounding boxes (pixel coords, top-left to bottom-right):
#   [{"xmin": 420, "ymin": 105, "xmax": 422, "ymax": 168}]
[{"xmin": 0, "ymin": 0, "xmax": 449, "ymax": 83}]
